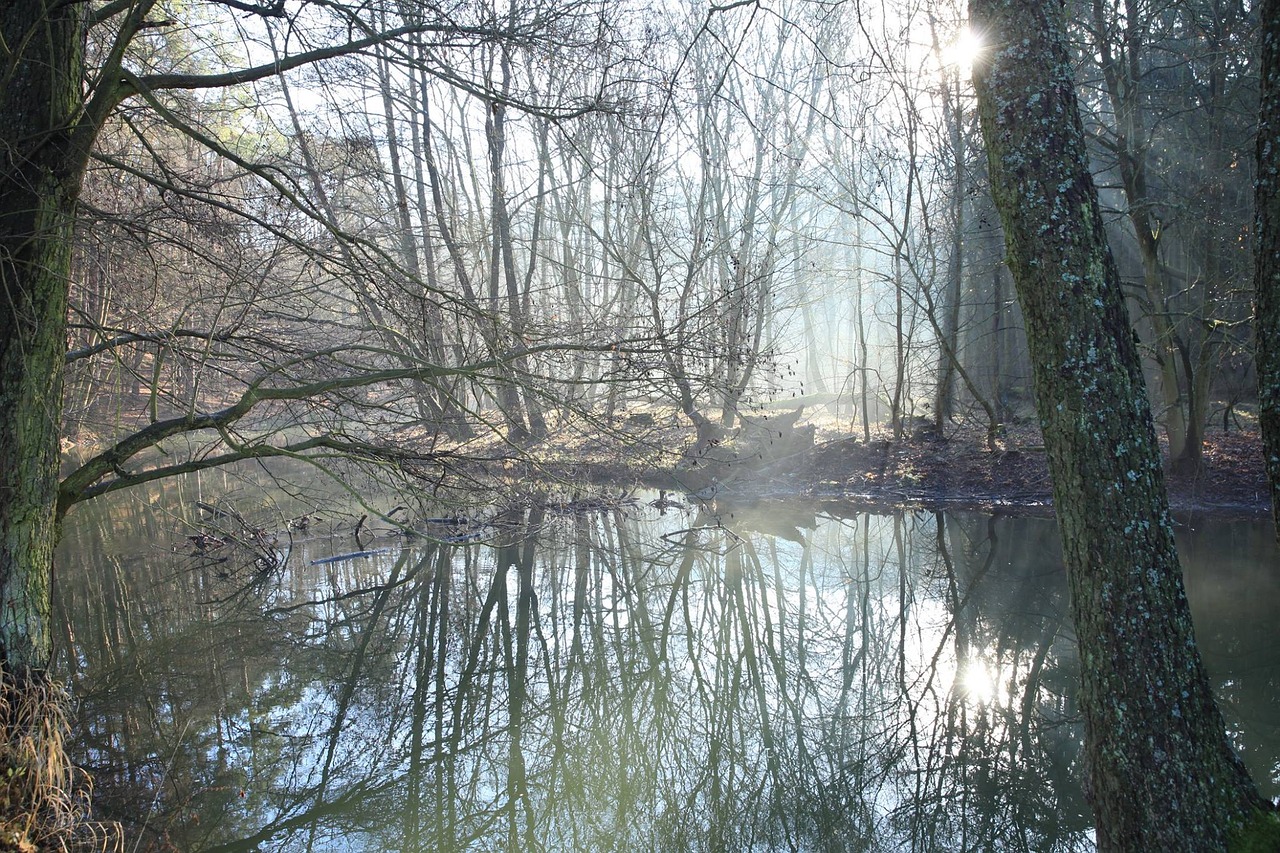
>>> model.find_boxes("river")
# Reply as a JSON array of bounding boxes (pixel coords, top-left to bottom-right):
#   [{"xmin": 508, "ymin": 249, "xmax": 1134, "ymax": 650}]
[{"xmin": 54, "ymin": 470, "xmax": 1280, "ymax": 851}]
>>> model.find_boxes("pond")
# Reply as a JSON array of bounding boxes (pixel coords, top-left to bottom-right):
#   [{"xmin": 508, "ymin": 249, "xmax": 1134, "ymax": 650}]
[{"xmin": 54, "ymin": 471, "xmax": 1280, "ymax": 852}]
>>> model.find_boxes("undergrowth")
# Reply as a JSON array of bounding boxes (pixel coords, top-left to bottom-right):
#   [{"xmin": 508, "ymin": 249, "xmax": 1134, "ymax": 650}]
[{"xmin": 0, "ymin": 670, "xmax": 119, "ymax": 852}]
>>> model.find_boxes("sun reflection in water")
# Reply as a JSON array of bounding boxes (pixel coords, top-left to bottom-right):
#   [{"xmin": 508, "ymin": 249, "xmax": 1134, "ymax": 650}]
[{"xmin": 957, "ymin": 656, "xmax": 1000, "ymax": 705}]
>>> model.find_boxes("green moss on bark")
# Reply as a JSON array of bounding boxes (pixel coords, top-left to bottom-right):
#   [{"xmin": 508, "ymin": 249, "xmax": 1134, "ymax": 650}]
[
  {"xmin": 1256, "ymin": 0, "xmax": 1280, "ymax": 542},
  {"xmin": 0, "ymin": 0, "xmax": 87, "ymax": 670},
  {"xmin": 1229, "ymin": 808, "xmax": 1280, "ymax": 853}
]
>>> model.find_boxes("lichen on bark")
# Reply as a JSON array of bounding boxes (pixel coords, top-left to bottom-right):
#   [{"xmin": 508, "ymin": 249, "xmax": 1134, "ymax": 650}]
[
  {"xmin": 1256, "ymin": 0, "xmax": 1280, "ymax": 542},
  {"xmin": 968, "ymin": 0, "xmax": 1271, "ymax": 848}
]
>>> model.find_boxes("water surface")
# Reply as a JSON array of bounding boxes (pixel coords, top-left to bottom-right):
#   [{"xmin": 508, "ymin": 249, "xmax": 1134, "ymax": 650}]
[{"xmin": 55, "ymin": 477, "xmax": 1280, "ymax": 851}]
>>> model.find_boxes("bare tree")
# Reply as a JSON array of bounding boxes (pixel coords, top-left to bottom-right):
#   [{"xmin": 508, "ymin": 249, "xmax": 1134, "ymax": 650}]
[{"xmin": 1, "ymin": 0, "xmax": 609, "ymax": 671}]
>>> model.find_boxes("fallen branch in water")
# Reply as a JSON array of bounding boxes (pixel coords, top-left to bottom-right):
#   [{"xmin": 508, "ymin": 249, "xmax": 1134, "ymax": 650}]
[{"xmin": 309, "ymin": 549, "xmax": 392, "ymax": 565}]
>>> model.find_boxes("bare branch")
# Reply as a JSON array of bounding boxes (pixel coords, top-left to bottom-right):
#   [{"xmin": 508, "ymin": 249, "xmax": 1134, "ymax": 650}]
[
  {"xmin": 65, "ymin": 328, "xmax": 239, "ymax": 363},
  {"xmin": 123, "ymin": 24, "xmax": 505, "ymax": 96},
  {"xmin": 67, "ymin": 434, "xmax": 455, "ymax": 505}
]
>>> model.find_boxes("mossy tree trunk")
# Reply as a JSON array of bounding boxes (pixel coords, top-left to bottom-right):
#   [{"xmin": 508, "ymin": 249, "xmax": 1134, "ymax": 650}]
[
  {"xmin": 1257, "ymin": 0, "xmax": 1280, "ymax": 542},
  {"xmin": 968, "ymin": 0, "xmax": 1268, "ymax": 849},
  {"xmin": 0, "ymin": 1, "xmax": 93, "ymax": 673}
]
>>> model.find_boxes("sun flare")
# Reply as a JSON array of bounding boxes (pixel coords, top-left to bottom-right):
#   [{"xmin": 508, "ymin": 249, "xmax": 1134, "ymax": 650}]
[{"xmin": 941, "ymin": 26, "xmax": 983, "ymax": 78}]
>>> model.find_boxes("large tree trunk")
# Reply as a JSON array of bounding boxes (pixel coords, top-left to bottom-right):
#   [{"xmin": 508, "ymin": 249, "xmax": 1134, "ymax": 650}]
[
  {"xmin": 969, "ymin": 0, "xmax": 1268, "ymax": 848},
  {"xmin": 0, "ymin": 1, "xmax": 89, "ymax": 672},
  {"xmin": 1256, "ymin": 0, "xmax": 1280, "ymax": 542}
]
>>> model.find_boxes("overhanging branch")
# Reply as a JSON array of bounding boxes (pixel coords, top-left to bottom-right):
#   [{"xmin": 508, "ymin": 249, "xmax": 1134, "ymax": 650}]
[
  {"xmin": 123, "ymin": 23, "xmax": 508, "ymax": 96},
  {"xmin": 67, "ymin": 434, "xmax": 455, "ymax": 506},
  {"xmin": 56, "ymin": 340, "xmax": 644, "ymax": 515}
]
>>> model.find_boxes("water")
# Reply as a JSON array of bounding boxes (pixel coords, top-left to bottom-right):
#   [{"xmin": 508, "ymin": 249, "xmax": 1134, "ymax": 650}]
[{"xmin": 54, "ymin": 477, "xmax": 1280, "ymax": 852}]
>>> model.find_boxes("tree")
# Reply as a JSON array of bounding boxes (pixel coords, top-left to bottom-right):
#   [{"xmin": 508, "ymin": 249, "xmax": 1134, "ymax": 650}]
[
  {"xmin": 1, "ymin": 1, "xmax": 91, "ymax": 673},
  {"xmin": 967, "ymin": 0, "xmax": 1271, "ymax": 848},
  {"xmin": 0, "ymin": 1, "xmax": 606, "ymax": 671},
  {"xmin": 1257, "ymin": 0, "xmax": 1280, "ymax": 541},
  {"xmin": 1077, "ymin": 0, "xmax": 1257, "ymax": 475}
]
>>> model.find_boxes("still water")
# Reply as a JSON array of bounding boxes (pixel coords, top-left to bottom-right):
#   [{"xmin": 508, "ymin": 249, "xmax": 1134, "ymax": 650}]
[{"xmin": 54, "ymin": 474, "xmax": 1280, "ymax": 852}]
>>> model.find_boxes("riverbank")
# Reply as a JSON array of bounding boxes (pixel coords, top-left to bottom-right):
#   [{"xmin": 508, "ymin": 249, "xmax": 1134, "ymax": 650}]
[
  {"xmin": 796, "ymin": 424, "xmax": 1270, "ymax": 518},
  {"xmin": 520, "ymin": 418, "xmax": 1271, "ymax": 520}
]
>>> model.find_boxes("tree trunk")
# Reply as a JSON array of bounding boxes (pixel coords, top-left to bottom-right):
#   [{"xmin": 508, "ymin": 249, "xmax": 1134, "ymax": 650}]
[
  {"xmin": 935, "ymin": 67, "xmax": 966, "ymax": 430},
  {"xmin": 0, "ymin": 1, "xmax": 89, "ymax": 672},
  {"xmin": 485, "ymin": 60, "xmax": 537, "ymax": 443},
  {"xmin": 891, "ymin": 251, "xmax": 907, "ymax": 439},
  {"xmin": 990, "ymin": 236, "xmax": 1008, "ymax": 421},
  {"xmin": 1255, "ymin": 0, "xmax": 1280, "ymax": 541},
  {"xmin": 853, "ymin": 245, "xmax": 872, "ymax": 442},
  {"xmin": 969, "ymin": 0, "xmax": 1267, "ymax": 848}
]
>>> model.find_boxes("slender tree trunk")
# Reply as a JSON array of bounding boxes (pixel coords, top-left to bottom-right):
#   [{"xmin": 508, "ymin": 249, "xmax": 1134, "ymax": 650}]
[
  {"xmin": 801, "ymin": 300, "xmax": 828, "ymax": 395},
  {"xmin": 516, "ymin": 118, "xmax": 552, "ymax": 438},
  {"xmin": 891, "ymin": 251, "xmax": 907, "ymax": 439},
  {"xmin": 990, "ymin": 234, "xmax": 1008, "ymax": 421},
  {"xmin": 0, "ymin": 1, "xmax": 91, "ymax": 672},
  {"xmin": 853, "ymin": 245, "xmax": 871, "ymax": 442},
  {"xmin": 1257, "ymin": 0, "xmax": 1280, "ymax": 541},
  {"xmin": 484, "ymin": 55, "xmax": 536, "ymax": 442},
  {"xmin": 406, "ymin": 65, "xmax": 473, "ymax": 439},
  {"xmin": 1180, "ymin": 30, "xmax": 1233, "ymax": 476},
  {"xmin": 373, "ymin": 50, "xmax": 450, "ymax": 430},
  {"xmin": 969, "ymin": 0, "xmax": 1267, "ymax": 848},
  {"xmin": 935, "ymin": 64, "xmax": 966, "ymax": 431}
]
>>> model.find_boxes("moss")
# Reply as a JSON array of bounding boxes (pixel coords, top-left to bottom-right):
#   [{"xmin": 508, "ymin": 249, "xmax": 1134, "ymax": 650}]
[{"xmin": 1229, "ymin": 808, "xmax": 1280, "ymax": 853}]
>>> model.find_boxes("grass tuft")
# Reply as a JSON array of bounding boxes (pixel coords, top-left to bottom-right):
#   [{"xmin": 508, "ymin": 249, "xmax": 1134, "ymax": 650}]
[{"xmin": 0, "ymin": 669, "xmax": 120, "ymax": 852}]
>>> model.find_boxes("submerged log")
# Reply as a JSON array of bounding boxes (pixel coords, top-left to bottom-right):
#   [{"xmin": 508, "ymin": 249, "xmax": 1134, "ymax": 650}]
[{"xmin": 309, "ymin": 549, "xmax": 392, "ymax": 565}]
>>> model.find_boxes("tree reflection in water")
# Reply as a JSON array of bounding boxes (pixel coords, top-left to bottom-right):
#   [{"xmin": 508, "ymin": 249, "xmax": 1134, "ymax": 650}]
[{"xmin": 52, "ymin": 493, "xmax": 1279, "ymax": 852}]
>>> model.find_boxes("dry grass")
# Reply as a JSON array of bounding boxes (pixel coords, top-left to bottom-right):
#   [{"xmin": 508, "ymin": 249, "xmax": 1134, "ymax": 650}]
[{"xmin": 0, "ymin": 671, "xmax": 120, "ymax": 853}]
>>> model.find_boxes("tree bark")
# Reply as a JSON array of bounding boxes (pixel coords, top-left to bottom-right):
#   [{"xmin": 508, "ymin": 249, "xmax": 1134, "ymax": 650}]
[
  {"xmin": 1256, "ymin": 0, "xmax": 1280, "ymax": 542},
  {"xmin": 935, "ymin": 60, "xmax": 967, "ymax": 431},
  {"xmin": 969, "ymin": 0, "xmax": 1267, "ymax": 848},
  {"xmin": 0, "ymin": 1, "xmax": 91, "ymax": 671}
]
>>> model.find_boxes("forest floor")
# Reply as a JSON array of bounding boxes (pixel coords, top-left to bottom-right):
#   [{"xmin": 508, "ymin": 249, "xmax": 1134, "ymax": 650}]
[{"xmin": 537, "ymin": 414, "xmax": 1272, "ymax": 519}]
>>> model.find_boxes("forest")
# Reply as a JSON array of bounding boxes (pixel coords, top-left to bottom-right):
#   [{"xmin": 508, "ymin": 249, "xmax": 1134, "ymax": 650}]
[{"xmin": 2, "ymin": 0, "xmax": 1280, "ymax": 849}]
